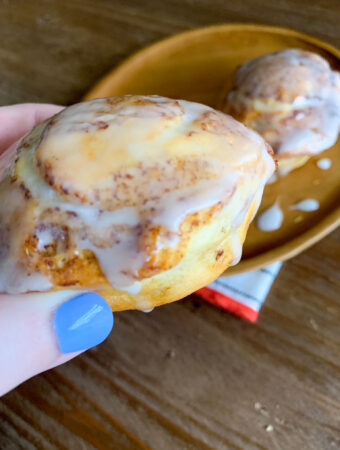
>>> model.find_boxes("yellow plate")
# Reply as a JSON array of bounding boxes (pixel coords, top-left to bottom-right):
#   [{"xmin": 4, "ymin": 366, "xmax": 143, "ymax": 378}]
[{"xmin": 85, "ymin": 24, "xmax": 340, "ymax": 275}]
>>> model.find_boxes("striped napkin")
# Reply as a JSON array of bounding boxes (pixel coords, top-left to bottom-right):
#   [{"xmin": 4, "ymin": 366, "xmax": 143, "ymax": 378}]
[{"xmin": 195, "ymin": 262, "xmax": 282, "ymax": 322}]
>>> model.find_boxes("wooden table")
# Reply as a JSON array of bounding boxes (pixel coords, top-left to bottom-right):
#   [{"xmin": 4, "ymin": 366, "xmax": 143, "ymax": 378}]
[{"xmin": 0, "ymin": 1, "xmax": 339, "ymax": 448}]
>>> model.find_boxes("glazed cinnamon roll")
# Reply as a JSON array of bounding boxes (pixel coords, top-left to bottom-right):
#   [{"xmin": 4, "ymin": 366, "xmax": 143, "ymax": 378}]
[
  {"xmin": 223, "ymin": 49, "xmax": 340, "ymax": 173},
  {"xmin": 0, "ymin": 95, "xmax": 275, "ymax": 311}
]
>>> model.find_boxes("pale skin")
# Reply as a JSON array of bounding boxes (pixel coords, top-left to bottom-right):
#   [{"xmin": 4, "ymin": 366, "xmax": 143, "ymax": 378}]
[{"xmin": 0, "ymin": 104, "xmax": 84, "ymax": 396}]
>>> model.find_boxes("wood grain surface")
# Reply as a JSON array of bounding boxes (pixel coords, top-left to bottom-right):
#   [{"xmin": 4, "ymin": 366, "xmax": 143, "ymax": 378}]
[{"xmin": 0, "ymin": 1, "xmax": 339, "ymax": 449}]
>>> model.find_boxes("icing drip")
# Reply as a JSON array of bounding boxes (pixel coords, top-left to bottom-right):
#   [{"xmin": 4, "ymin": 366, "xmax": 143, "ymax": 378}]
[
  {"xmin": 290, "ymin": 199, "xmax": 319, "ymax": 212},
  {"xmin": 256, "ymin": 202, "xmax": 283, "ymax": 231},
  {"xmin": 316, "ymin": 158, "xmax": 332, "ymax": 170},
  {"xmin": 266, "ymin": 173, "xmax": 278, "ymax": 184}
]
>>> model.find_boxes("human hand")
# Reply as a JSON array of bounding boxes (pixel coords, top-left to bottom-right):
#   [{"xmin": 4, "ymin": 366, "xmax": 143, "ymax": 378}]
[{"xmin": 0, "ymin": 104, "xmax": 114, "ymax": 396}]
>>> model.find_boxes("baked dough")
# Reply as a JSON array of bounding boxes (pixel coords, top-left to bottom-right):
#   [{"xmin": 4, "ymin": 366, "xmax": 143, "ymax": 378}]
[{"xmin": 0, "ymin": 95, "xmax": 275, "ymax": 310}]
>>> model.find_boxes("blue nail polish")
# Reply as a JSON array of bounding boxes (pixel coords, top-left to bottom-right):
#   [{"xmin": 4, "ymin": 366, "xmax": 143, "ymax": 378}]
[{"xmin": 53, "ymin": 293, "xmax": 114, "ymax": 354}]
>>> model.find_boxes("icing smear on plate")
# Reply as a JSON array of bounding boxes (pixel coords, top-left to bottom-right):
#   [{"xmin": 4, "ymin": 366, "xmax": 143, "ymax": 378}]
[
  {"xmin": 316, "ymin": 158, "xmax": 332, "ymax": 170},
  {"xmin": 256, "ymin": 202, "xmax": 284, "ymax": 232},
  {"xmin": 290, "ymin": 199, "xmax": 319, "ymax": 212}
]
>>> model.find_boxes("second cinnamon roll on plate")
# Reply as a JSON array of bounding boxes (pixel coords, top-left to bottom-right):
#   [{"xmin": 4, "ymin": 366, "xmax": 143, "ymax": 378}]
[{"xmin": 223, "ymin": 49, "xmax": 340, "ymax": 174}]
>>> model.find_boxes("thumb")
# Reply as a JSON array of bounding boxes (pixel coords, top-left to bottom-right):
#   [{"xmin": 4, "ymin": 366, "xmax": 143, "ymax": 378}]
[{"xmin": 0, "ymin": 291, "xmax": 113, "ymax": 396}]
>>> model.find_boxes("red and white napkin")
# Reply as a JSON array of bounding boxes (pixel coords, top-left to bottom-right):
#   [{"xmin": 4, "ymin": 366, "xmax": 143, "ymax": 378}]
[{"xmin": 195, "ymin": 262, "xmax": 282, "ymax": 322}]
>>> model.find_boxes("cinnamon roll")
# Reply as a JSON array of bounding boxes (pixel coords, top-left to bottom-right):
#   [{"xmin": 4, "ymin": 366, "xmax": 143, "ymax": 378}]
[
  {"xmin": 0, "ymin": 95, "xmax": 275, "ymax": 311},
  {"xmin": 223, "ymin": 49, "xmax": 340, "ymax": 173}
]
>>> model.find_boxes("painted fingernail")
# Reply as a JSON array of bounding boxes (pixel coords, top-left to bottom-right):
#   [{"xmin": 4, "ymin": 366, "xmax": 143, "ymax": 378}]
[{"xmin": 53, "ymin": 293, "xmax": 113, "ymax": 354}]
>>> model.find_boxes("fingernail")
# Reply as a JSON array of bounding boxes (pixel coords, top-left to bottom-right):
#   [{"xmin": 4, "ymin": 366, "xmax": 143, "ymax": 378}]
[{"xmin": 53, "ymin": 293, "xmax": 113, "ymax": 354}]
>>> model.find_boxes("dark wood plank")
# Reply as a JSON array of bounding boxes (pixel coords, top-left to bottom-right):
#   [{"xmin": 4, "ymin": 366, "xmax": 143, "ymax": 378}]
[
  {"xmin": 0, "ymin": 1, "xmax": 339, "ymax": 449},
  {"xmin": 1, "ymin": 0, "xmax": 340, "ymax": 107}
]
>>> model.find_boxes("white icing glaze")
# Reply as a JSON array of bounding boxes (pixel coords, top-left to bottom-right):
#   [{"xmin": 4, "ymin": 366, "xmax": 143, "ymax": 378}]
[
  {"xmin": 120, "ymin": 281, "xmax": 142, "ymax": 295},
  {"xmin": 290, "ymin": 199, "xmax": 319, "ymax": 212},
  {"xmin": 36, "ymin": 227, "xmax": 56, "ymax": 251},
  {"xmin": 0, "ymin": 262, "xmax": 53, "ymax": 295},
  {"xmin": 149, "ymin": 175, "xmax": 237, "ymax": 230},
  {"xmin": 256, "ymin": 202, "xmax": 283, "ymax": 231},
  {"xmin": 141, "ymin": 307, "xmax": 154, "ymax": 313},
  {"xmin": 276, "ymin": 103, "xmax": 340, "ymax": 156},
  {"xmin": 317, "ymin": 158, "xmax": 332, "ymax": 170}
]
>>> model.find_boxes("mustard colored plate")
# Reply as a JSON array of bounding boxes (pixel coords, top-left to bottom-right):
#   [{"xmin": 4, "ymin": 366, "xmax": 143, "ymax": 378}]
[{"xmin": 85, "ymin": 24, "xmax": 340, "ymax": 275}]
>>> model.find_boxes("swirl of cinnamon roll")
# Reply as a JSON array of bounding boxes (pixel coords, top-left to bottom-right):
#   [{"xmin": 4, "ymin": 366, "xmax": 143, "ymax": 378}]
[
  {"xmin": 223, "ymin": 49, "xmax": 340, "ymax": 173},
  {"xmin": 0, "ymin": 95, "xmax": 274, "ymax": 311}
]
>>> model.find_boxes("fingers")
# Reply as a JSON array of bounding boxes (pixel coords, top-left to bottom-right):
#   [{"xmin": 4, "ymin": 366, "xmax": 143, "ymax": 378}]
[
  {"xmin": 0, "ymin": 103, "xmax": 64, "ymax": 153},
  {"xmin": 0, "ymin": 103, "xmax": 114, "ymax": 395},
  {"xmin": 0, "ymin": 291, "xmax": 113, "ymax": 396}
]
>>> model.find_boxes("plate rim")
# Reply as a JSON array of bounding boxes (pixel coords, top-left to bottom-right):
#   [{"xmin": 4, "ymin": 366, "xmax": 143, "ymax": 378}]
[{"xmin": 84, "ymin": 23, "xmax": 340, "ymax": 275}]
